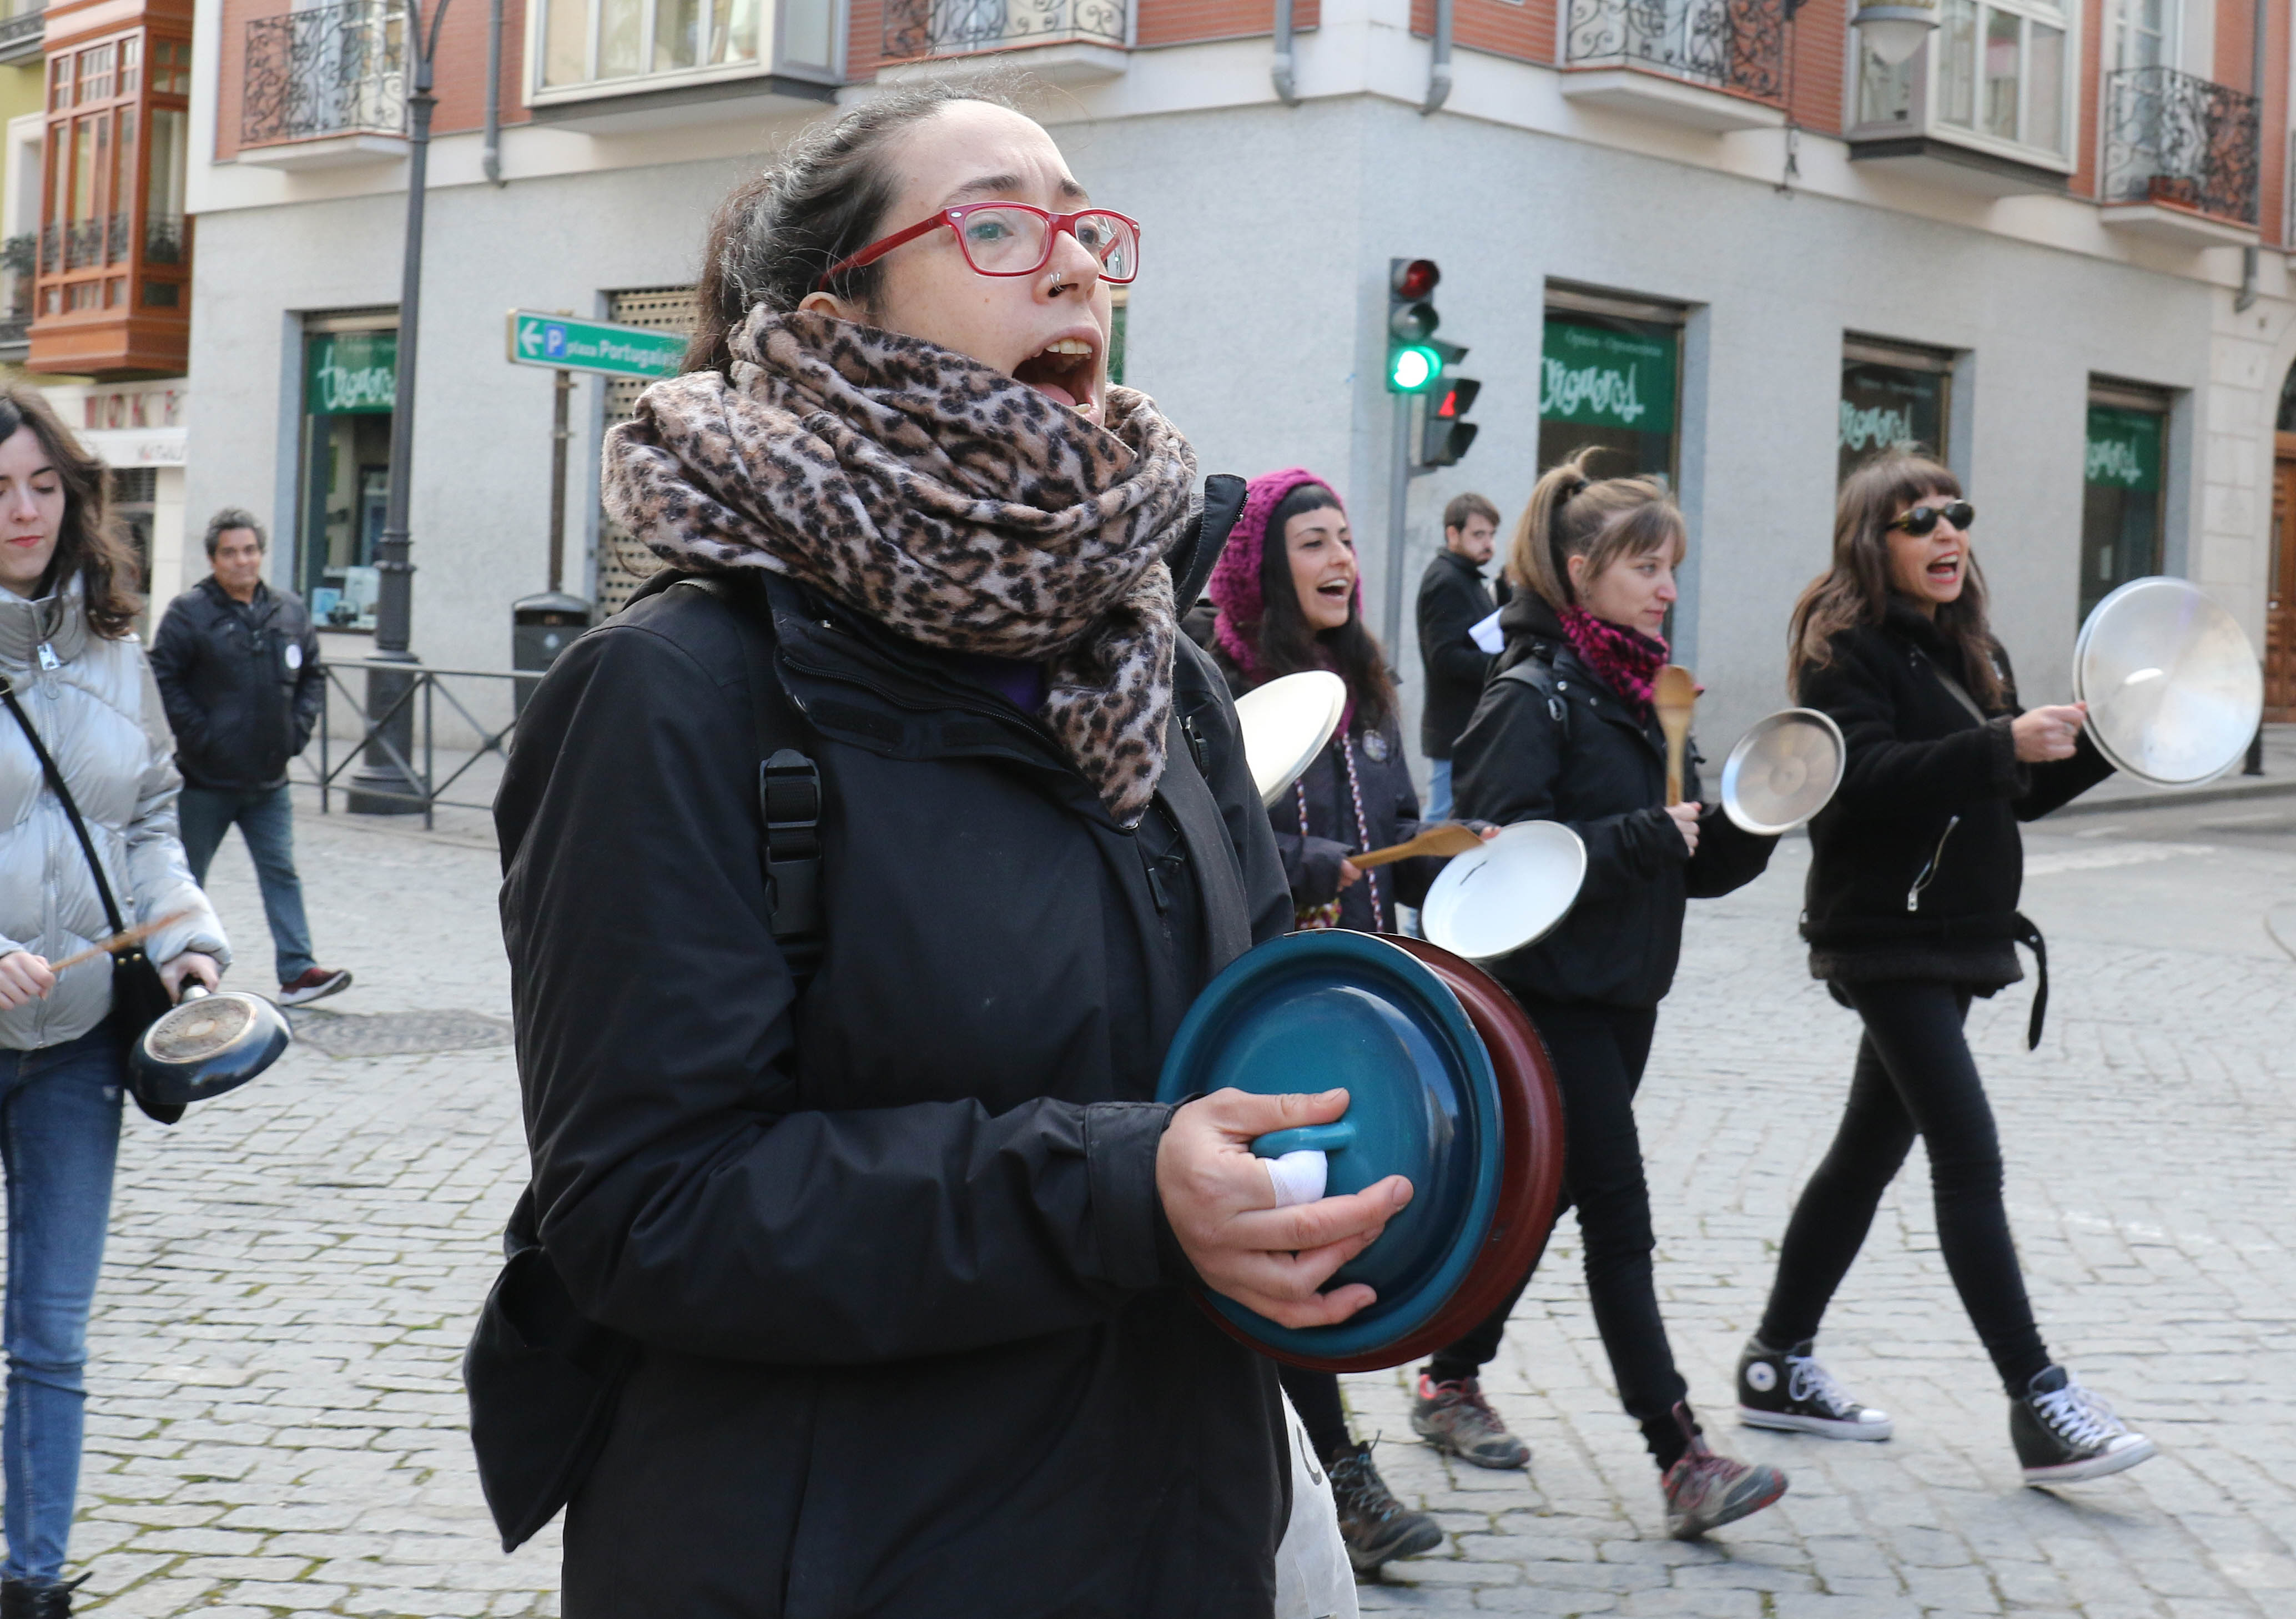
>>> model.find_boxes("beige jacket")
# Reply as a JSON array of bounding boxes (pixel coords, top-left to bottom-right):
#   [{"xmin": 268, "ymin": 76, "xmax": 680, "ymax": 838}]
[{"xmin": 0, "ymin": 580, "xmax": 229, "ymax": 1050}]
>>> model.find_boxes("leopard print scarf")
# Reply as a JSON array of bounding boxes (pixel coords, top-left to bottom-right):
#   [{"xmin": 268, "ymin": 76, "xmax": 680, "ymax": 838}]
[{"xmin": 603, "ymin": 307, "xmax": 1197, "ymax": 826}]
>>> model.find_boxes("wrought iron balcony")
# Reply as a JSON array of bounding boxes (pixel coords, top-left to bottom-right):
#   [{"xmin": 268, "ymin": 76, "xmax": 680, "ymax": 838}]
[
  {"xmin": 2103, "ymin": 66, "xmax": 2259, "ymax": 227},
  {"xmin": 882, "ymin": 0, "xmax": 1124, "ymax": 62},
  {"xmin": 0, "ymin": 1, "xmax": 44, "ymax": 64},
  {"xmin": 241, "ymin": 0, "xmax": 406, "ymax": 148},
  {"xmin": 1564, "ymin": 0, "xmax": 1786, "ymax": 106}
]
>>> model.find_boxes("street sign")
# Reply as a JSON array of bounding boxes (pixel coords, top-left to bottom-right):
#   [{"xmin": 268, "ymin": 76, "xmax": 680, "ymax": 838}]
[{"xmin": 506, "ymin": 310, "xmax": 685, "ymax": 380}]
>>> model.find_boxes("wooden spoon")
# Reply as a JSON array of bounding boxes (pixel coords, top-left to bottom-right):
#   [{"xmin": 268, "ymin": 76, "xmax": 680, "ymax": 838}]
[
  {"xmin": 1654, "ymin": 665, "xmax": 1698, "ymax": 808},
  {"xmin": 46, "ymin": 909, "xmax": 194, "ymax": 974},
  {"xmin": 1351, "ymin": 822, "xmax": 1484, "ymax": 870}
]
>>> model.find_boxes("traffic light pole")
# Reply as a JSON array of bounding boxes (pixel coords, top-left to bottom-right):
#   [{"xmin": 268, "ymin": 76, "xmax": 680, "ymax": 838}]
[{"xmin": 1383, "ymin": 391, "xmax": 1412, "ymax": 655}]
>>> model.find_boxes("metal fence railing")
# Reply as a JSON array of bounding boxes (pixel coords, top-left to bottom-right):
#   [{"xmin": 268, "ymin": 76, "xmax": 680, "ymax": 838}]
[
  {"xmin": 241, "ymin": 0, "xmax": 407, "ymax": 148},
  {"xmin": 1563, "ymin": 0, "xmax": 1788, "ymax": 104},
  {"xmin": 2104, "ymin": 65, "xmax": 2260, "ymax": 227},
  {"xmin": 307, "ymin": 659, "xmax": 521, "ymax": 828},
  {"xmin": 882, "ymin": 0, "xmax": 1124, "ymax": 62}
]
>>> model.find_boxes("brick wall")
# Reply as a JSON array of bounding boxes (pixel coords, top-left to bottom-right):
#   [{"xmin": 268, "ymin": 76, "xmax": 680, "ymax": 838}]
[
  {"xmin": 1408, "ymin": 0, "xmax": 1555, "ymax": 66},
  {"xmin": 1135, "ymin": 0, "xmax": 1318, "ymax": 52},
  {"xmin": 1785, "ymin": 0, "xmax": 1842, "ymax": 132}
]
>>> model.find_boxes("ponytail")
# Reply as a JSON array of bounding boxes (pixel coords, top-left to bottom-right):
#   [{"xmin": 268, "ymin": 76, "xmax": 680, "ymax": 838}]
[{"xmin": 1506, "ymin": 447, "xmax": 1684, "ymax": 612}]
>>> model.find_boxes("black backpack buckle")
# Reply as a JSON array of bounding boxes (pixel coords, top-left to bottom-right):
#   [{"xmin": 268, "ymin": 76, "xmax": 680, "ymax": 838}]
[{"xmin": 760, "ymin": 748, "xmax": 823, "ymax": 952}]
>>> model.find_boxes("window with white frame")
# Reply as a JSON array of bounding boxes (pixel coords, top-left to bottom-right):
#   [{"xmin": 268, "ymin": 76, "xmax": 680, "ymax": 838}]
[
  {"xmin": 1855, "ymin": 0, "xmax": 2072, "ymax": 162},
  {"xmin": 534, "ymin": 0, "xmax": 834, "ymax": 96}
]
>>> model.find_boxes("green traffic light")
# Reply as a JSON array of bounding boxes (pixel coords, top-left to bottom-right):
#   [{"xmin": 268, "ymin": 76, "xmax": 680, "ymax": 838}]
[{"xmin": 1388, "ymin": 344, "xmax": 1441, "ymax": 393}]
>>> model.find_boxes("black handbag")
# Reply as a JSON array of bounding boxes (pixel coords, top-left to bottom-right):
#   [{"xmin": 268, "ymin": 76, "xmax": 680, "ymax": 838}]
[{"xmin": 1, "ymin": 680, "xmax": 189, "ymax": 1124}]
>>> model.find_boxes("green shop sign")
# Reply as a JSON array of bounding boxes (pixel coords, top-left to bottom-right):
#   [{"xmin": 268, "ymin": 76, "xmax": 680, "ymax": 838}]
[
  {"xmin": 2086, "ymin": 406, "xmax": 2162, "ymax": 492},
  {"xmin": 1540, "ymin": 318, "xmax": 1675, "ymax": 430},
  {"xmin": 306, "ymin": 331, "xmax": 397, "ymax": 415}
]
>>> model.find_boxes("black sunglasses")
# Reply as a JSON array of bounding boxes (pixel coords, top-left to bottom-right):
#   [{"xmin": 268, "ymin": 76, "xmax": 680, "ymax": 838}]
[{"xmin": 1887, "ymin": 500, "xmax": 1974, "ymax": 536}]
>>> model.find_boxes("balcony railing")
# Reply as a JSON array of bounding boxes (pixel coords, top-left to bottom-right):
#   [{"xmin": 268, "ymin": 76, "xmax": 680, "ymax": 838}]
[
  {"xmin": 1564, "ymin": 0, "xmax": 1785, "ymax": 104},
  {"xmin": 2103, "ymin": 66, "xmax": 2259, "ymax": 227},
  {"xmin": 882, "ymin": 0, "xmax": 1124, "ymax": 61},
  {"xmin": 241, "ymin": 0, "xmax": 406, "ymax": 147},
  {"xmin": 0, "ymin": 1, "xmax": 44, "ymax": 63}
]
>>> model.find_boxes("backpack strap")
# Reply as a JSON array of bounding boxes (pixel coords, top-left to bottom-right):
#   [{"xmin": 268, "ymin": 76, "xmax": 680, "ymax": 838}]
[
  {"xmin": 1496, "ymin": 656, "xmax": 1571, "ymax": 743},
  {"xmin": 671, "ymin": 575, "xmax": 825, "ymax": 985}
]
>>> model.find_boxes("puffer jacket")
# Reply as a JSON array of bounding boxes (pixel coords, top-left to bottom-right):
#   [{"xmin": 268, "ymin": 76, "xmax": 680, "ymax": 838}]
[{"xmin": 0, "ymin": 581, "xmax": 229, "ymax": 1050}]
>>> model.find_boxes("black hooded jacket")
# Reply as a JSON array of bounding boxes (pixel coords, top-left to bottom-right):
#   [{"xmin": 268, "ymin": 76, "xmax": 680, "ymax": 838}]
[
  {"xmin": 1797, "ymin": 599, "xmax": 2114, "ymax": 986},
  {"xmin": 148, "ymin": 577, "xmax": 324, "ymax": 793},
  {"xmin": 490, "ymin": 489, "xmax": 1304, "ymax": 1617},
  {"xmin": 1451, "ymin": 592, "xmax": 1776, "ymax": 1008}
]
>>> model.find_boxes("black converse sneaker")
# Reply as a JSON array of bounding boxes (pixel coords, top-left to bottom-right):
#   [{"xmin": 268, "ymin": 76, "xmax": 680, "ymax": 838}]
[
  {"xmin": 1737, "ymin": 1338, "xmax": 1894, "ymax": 1441},
  {"xmin": 2011, "ymin": 1366, "xmax": 2157, "ymax": 1486}
]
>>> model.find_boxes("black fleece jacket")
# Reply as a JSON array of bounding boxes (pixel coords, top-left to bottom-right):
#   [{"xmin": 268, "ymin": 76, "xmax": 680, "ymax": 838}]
[{"xmin": 1798, "ymin": 599, "xmax": 2115, "ymax": 987}]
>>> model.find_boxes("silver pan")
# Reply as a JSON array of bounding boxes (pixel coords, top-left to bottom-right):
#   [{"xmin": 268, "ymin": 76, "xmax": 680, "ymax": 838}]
[
  {"xmin": 1721, "ymin": 708, "xmax": 1846, "ymax": 835},
  {"xmin": 2072, "ymin": 577, "xmax": 2262, "ymax": 787}
]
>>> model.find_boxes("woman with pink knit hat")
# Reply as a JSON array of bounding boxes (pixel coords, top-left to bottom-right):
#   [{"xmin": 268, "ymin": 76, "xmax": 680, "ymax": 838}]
[{"xmin": 1186, "ymin": 466, "xmax": 1489, "ymax": 1573}]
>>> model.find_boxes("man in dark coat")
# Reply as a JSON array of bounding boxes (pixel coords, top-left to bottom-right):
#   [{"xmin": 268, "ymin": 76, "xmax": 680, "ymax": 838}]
[
  {"xmin": 149, "ymin": 508, "xmax": 349, "ymax": 1005},
  {"xmin": 1416, "ymin": 492, "xmax": 1503, "ymax": 818}
]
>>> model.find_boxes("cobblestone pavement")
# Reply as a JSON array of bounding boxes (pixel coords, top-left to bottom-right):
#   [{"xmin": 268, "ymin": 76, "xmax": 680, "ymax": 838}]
[{"xmin": 35, "ymin": 790, "xmax": 2296, "ymax": 1617}]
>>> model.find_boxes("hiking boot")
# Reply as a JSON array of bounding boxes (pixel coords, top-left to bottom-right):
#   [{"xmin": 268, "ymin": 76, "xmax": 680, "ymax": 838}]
[
  {"xmin": 2011, "ymin": 1366, "xmax": 2157, "ymax": 1486},
  {"xmin": 1326, "ymin": 1440, "xmax": 1444, "ymax": 1572},
  {"xmin": 1660, "ymin": 1404, "xmax": 1788, "ymax": 1540},
  {"xmin": 1411, "ymin": 1373, "xmax": 1530, "ymax": 1469},
  {"xmin": 2, "ymin": 1573, "xmax": 91, "ymax": 1618},
  {"xmin": 278, "ymin": 967, "xmax": 353, "ymax": 1007},
  {"xmin": 1737, "ymin": 1337, "xmax": 1894, "ymax": 1441}
]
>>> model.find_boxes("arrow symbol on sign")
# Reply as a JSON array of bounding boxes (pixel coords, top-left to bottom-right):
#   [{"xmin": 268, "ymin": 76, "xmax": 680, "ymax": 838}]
[{"xmin": 517, "ymin": 320, "xmax": 543, "ymax": 357}]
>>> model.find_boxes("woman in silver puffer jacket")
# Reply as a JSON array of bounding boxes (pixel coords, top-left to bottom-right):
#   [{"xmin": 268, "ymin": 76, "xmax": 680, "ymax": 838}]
[{"xmin": 0, "ymin": 388, "xmax": 227, "ymax": 1619}]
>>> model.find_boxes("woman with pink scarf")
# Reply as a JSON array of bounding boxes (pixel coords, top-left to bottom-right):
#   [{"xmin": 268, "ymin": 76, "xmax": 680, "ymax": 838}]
[{"xmin": 1432, "ymin": 449, "xmax": 1788, "ymax": 1541}]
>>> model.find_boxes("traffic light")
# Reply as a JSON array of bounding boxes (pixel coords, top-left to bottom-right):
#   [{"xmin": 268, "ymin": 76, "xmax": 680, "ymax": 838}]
[
  {"xmin": 1422, "ymin": 375, "xmax": 1481, "ymax": 467},
  {"xmin": 1386, "ymin": 258, "xmax": 1443, "ymax": 393}
]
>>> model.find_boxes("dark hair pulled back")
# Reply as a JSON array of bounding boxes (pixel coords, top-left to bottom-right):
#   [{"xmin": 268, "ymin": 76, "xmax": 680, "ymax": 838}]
[{"xmin": 687, "ymin": 79, "xmax": 1019, "ymax": 377}]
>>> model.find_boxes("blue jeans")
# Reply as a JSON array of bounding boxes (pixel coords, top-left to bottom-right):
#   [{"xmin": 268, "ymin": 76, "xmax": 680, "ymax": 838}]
[
  {"xmin": 178, "ymin": 785, "xmax": 317, "ymax": 985},
  {"xmin": 1, "ymin": 1026, "xmax": 124, "ymax": 1583},
  {"xmin": 1426, "ymin": 757, "xmax": 1454, "ymax": 822}
]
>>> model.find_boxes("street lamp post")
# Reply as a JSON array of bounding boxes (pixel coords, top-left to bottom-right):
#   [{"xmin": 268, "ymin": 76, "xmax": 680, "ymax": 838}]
[{"xmin": 349, "ymin": 0, "xmax": 452, "ymax": 813}]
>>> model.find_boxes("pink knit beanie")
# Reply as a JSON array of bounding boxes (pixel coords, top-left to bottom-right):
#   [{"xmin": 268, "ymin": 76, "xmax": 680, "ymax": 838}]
[{"xmin": 1206, "ymin": 467, "xmax": 1358, "ymax": 683}]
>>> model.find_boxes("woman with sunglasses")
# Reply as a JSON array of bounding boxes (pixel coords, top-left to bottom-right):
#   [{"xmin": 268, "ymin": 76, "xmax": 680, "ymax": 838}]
[
  {"xmin": 490, "ymin": 87, "xmax": 1412, "ymax": 1615},
  {"xmin": 1738, "ymin": 454, "xmax": 2156, "ymax": 1489}
]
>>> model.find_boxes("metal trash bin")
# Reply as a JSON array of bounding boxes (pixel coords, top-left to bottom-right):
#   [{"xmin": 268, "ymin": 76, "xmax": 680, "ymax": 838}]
[{"xmin": 512, "ymin": 591, "xmax": 593, "ymax": 717}]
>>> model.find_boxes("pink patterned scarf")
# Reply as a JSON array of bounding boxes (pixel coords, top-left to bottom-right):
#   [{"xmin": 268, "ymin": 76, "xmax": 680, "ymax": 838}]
[{"xmin": 1558, "ymin": 606, "xmax": 1668, "ymax": 717}]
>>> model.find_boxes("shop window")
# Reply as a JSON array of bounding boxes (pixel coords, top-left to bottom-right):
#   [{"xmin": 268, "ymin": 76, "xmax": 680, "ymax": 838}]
[
  {"xmin": 1840, "ymin": 336, "xmax": 1954, "ymax": 481},
  {"xmin": 1538, "ymin": 286, "xmax": 1683, "ymax": 483},
  {"xmin": 298, "ymin": 321, "xmax": 398, "ymax": 631},
  {"xmin": 2081, "ymin": 381, "xmax": 2170, "ymax": 622}
]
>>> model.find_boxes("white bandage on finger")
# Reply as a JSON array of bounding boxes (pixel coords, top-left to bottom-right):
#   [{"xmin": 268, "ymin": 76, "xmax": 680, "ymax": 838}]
[{"xmin": 1265, "ymin": 1149, "xmax": 1330, "ymax": 1209}]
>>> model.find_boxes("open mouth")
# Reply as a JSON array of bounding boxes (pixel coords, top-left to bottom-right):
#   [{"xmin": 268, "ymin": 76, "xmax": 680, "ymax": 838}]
[
  {"xmin": 1316, "ymin": 578, "xmax": 1353, "ymax": 605},
  {"xmin": 1927, "ymin": 556, "xmax": 1961, "ymax": 585},
  {"xmin": 1014, "ymin": 336, "xmax": 1099, "ymax": 412}
]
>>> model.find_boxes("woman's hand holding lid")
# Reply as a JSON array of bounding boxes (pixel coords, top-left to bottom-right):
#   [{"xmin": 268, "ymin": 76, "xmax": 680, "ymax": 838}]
[{"xmin": 1157, "ymin": 1087, "xmax": 1412, "ymax": 1329}]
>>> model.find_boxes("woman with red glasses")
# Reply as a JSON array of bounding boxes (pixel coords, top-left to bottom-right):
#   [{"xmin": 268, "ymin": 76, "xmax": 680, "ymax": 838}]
[
  {"xmin": 1739, "ymin": 453, "xmax": 2158, "ymax": 1489},
  {"xmin": 482, "ymin": 86, "xmax": 1410, "ymax": 1616}
]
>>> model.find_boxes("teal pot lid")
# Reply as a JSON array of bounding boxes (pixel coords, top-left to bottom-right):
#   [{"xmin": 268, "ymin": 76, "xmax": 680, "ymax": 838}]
[{"xmin": 1157, "ymin": 930, "xmax": 1502, "ymax": 1362}]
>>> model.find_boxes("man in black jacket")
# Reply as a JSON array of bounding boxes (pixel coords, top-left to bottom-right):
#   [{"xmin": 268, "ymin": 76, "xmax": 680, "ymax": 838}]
[
  {"xmin": 1416, "ymin": 492, "xmax": 1503, "ymax": 818},
  {"xmin": 149, "ymin": 509, "xmax": 350, "ymax": 1006}
]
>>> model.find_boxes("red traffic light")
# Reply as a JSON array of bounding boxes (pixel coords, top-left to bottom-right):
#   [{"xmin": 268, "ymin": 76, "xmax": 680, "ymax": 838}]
[
  {"xmin": 1434, "ymin": 378, "xmax": 1481, "ymax": 419},
  {"xmin": 1392, "ymin": 258, "xmax": 1440, "ymax": 301}
]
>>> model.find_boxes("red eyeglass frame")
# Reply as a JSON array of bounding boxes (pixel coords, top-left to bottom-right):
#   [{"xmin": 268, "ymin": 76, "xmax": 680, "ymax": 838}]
[{"xmin": 814, "ymin": 202, "xmax": 1144, "ymax": 293}]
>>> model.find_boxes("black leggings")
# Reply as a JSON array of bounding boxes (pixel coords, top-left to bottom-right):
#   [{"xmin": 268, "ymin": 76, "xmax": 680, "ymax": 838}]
[
  {"xmin": 1277, "ymin": 1366, "xmax": 1353, "ymax": 1467},
  {"xmin": 1427, "ymin": 1000, "xmax": 1693, "ymax": 1470},
  {"xmin": 1758, "ymin": 979, "xmax": 2050, "ymax": 1397}
]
